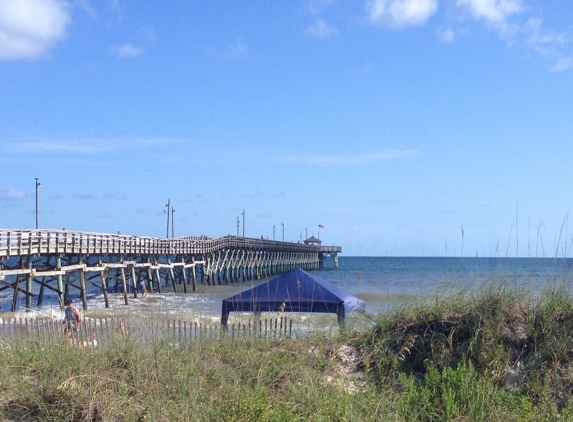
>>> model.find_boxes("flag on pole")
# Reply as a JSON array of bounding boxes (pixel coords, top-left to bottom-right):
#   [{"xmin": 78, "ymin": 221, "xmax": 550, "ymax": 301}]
[{"xmin": 318, "ymin": 224, "xmax": 324, "ymax": 228}]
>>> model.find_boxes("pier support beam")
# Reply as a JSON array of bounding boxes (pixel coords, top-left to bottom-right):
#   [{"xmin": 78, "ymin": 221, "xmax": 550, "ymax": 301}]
[
  {"xmin": 120, "ymin": 267, "xmax": 128, "ymax": 305},
  {"xmin": 191, "ymin": 260, "xmax": 197, "ymax": 292},
  {"xmin": 56, "ymin": 256, "xmax": 64, "ymax": 310},
  {"xmin": 79, "ymin": 270, "xmax": 87, "ymax": 311},
  {"xmin": 26, "ymin": 258, "xmax": 32, "ymax": 311},
  {"xmin": 130, "ymin": 264, "xmax": 138, "ymax": 298},
  {"xmin": 100, "ymin": 268, "xmax": 109, "ymax": 308}
]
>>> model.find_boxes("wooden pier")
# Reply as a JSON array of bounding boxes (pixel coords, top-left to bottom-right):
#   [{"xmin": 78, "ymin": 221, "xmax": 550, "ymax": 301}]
[{"xmin": 0, "ymin": 230, "xmax": 341, "ymax": 312}]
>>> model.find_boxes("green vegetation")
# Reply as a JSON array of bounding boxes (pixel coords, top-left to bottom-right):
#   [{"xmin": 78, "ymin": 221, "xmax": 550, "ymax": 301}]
[
  {"xmin": 2, "ymin": 284, "xmax": 573, "ymax": 421},
  {"xmin": 357, "ymin": 283, "xmax": 573, "ymax": 420}
]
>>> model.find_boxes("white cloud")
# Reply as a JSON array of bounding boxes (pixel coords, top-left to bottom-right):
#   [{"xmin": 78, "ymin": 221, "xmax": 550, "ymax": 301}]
[
  {"xmin": 140, "ymin": 25, "xmax": 156, "ymax": 43},
  {"xmin": 457, "ymin": 0, "xmax": 523, "ymax": 24},
  {"xmin": 5, "ymin": 140, "xmax": 110, "ymax": 153},
  {"xmin": 202, "ymin": 39, "xmax": 250, "ymax": 60},
  {"xmin": 552, "ymin": 57, "xmax": 573, "ymax": 72},
  {"xmin": 246, "ymin": 190, "xmax": 260, "ymax": 198},
  {"xmin": 525, "ymin": 19, "xmax": 568, "ymax": 54},
  {"xmin": 0, "ymin": 0, "xmax": 70, "ymax": 60},
  {"xmin": 230, "ymin": 39, "xmax": 249, "ymax": 59},
  {"xmin": 285, "ymin": 149, "xmax": 422, "ymax": 166},
  {"xmin": 308, "ymin": 0, "xmax": 334, "ymax": 15},
  {"xmin": 108, "ymin": 0, "xmax": 121, "ymax": 21},
  {"xmin": 72, "ymin": 193, "xmax": 95, "ymax": 200},
  {"xmin": 75, "ymin": 0, "xmax": 97, "ymax": 19},
  {"xmin": 522, "ymin": 19, "xmax": 571, "ymax": 71},
  {"xmin": 5, "ymin": 138, "xmax": 177, "ymax": 154},
  {"xmin": 366, "ymin": 0, "xmax": 438, "ymax": 27},
  {"xmin": 438, "ymin": 27, "xmax": 455, "ymax": 42},
  {"xmin": 307, "ymin": 19, "xmax": 339, "ymax": 38},
  {"xmin": 110, "ymin": 43, "xmax": 144, "ymax": 57},
  {"xmin": 452, "ymin": 2, "xmax": 572, "ymax": 71},
  {"xmin": 0, "ymin": 189, "xmax": 26, "ymax": 201},
  {"xmin": 349, "ymin": 62, "xmax": 373, "ymax": 78}
]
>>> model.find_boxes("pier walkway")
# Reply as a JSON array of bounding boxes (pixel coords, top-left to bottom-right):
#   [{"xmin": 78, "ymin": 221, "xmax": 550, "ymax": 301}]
[{"xmin": 0, "ymin": 229, "xmax": 341, "ymax": 312}]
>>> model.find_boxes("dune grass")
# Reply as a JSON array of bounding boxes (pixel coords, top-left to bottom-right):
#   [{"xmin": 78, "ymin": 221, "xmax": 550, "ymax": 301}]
[
  {"xmin": 354, "ymin": 282, "xmax": 573, "ymax": 420},
  {"xmin": 2, "ymin": 284, "xmax": 573, "ymax": 421},
  {"xmin": 0, "ymin": 328, "xmax": 384, "ymax": 421}
]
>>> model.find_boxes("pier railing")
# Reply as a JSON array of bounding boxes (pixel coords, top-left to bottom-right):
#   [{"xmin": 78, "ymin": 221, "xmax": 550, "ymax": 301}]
[{"xmin": 0, "ymin": 229, "xmax": 323, "ymax": 258}]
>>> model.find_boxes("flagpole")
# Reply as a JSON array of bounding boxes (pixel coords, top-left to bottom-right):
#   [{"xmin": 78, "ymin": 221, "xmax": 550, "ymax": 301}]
[{"xmin": 318, "ymin": 224, "xmax": 324, "ymax": 240}]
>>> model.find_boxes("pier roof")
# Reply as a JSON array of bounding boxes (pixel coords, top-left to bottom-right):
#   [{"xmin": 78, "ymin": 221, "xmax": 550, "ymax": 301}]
[{"xmin": 304, "ymin": 236, "xmax": 321, "ymax": 245}]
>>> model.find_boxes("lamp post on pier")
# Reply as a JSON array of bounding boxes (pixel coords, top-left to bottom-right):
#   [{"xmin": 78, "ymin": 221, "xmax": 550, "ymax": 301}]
[
  {"xmin": 242, "ymin": 210, "xmax": 245, "ymax": 237},
  {"xmin": 236, "ymin": 216, "xmax": 240, "ymax": 236},
  {"xmin": 281, "ymin": 223, "xmax": 284, "ymax": 242},
  {"xmin": 35, "ymin": 178, "xmax": 41, "ymax": 229},
  {"xmin": 171, "ymin": 208, "xmax": 175, "ymax": 238},
  {"xmin": 165, "ymin": 199, "xmax": 170, "ymax": 238},
  {"xmin": 273, "ymin": 225, "xmax": 275, "ymax": 240}
]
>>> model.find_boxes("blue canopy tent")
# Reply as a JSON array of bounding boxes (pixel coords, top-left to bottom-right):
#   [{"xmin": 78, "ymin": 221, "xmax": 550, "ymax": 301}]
[{"xmin": 221, "ymin": 268, "xmax": 365, "ymax": 327}]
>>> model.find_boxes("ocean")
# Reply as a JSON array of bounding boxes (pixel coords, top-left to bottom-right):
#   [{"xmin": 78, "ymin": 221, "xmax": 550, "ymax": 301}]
[
  {"xmin": 2, "ymin": 256, "xmax": 573, "ymax": 323},
  {"xmin": 321, "ymin": 256, "xmax": 573, "ymax": 313}
]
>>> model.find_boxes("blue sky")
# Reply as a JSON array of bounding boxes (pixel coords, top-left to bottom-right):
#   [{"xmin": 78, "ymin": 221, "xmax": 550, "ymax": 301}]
[{"xmin": 1, "ymin": 0, "xmax": 572, "ymax": 257}]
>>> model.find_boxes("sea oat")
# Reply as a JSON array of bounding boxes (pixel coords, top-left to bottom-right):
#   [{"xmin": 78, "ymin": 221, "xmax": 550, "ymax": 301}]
[{"xmin": 397, "ymin": 335, "xmax": 418, "ymax": 361}]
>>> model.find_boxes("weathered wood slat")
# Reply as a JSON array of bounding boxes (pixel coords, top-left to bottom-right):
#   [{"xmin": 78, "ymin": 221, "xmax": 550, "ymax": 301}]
[
  {"xmin": 0, "ymin": 269, "xmax": 32, "ymax": 276},
  {"xmin": 61, "ymin": 264, "xmax": 85, "ymax": 272},
  {"xmin": 84, "ymin": 267, "xmax": 106, "ymax": 272},
  {"xmin": 106, "ymin": 263, "xmax": 128, "ymax": 269},
  {"xmin": 32, "ymin": 270, "xmax": 66, "ymax": 277}
]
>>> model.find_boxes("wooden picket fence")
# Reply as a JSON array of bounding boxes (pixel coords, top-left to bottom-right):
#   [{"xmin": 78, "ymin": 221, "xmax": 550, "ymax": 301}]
[{"xmin": 0, "ymin": 316, "xmax": 295, "ymax": 347}]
